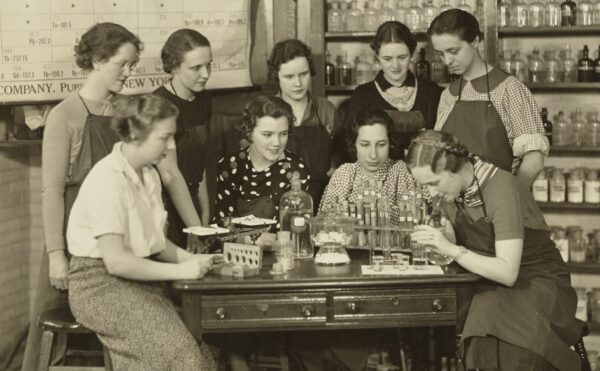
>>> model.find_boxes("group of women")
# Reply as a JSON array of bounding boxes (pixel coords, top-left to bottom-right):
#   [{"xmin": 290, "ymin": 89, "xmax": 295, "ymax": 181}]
[{"xmin": 21, "ymin": 8, "xmax": 582, "ymax": 371}]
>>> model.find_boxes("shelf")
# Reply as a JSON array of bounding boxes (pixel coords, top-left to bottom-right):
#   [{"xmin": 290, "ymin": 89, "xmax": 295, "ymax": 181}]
[
  {"xmin": 326, "ymin": 82, "xmax": 449, "ymax": 94},
  {"xmin": 567, "ymin": 262, "xmax": 600, "ymax": 274},
  {"xmin": 499, "ymin": 26, "xmax": 600, "ymax": 37},
  {"xmin": 0, "ymin": 139, "xmax": 42, "ymax": 148},
  {"xmin": 538, "ymin": 202, "xmax": 600, "ymax": 213},
  {"xmin": 550, "ymin": 146, "xmax": 600, "ymax": 156},
  {"xmin": 525, "ymin": 83, "xmax": 600, "ymax": 92},
  {"xmin": 325, "ymin": 31, "xmax": 428, "ymax": 40}
]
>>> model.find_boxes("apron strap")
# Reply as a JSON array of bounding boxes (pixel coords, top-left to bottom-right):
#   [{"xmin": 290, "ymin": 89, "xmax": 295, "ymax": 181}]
[{"xmin": 78, "ymin": 94, "xmax": 92, "ymax": 114}]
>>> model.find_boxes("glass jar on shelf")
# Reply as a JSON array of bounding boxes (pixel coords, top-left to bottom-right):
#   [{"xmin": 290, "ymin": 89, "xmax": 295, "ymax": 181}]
[
  {"xmin": 594, "ymin": 0, "xmax": 600, "ymax": 25},
  {"xmin": 553, "ymin": 111, "xmax": 571, "ymax": 146},
  {"xmin": 354, "ymin": 54, "xmax": 372, "ymax": 85},
  {"xmin": 337, "ymin": 51, "xmax": 353, "ymax": 86},
  {"xmin": 552, "ymin": 226, "xmax": 569, "ymax": 262},
  {"xmin": 541, "ymin": 107, "xmax": 553, "ymax": 145},
  {"xmin": 528, "ymin": 48, "xmax": 546, "ymax": 83},
  {"xmin": 325, "ymin": 50, "xmax": 336, "ymax": 86},
  {"xmin": 379, "ymin": 0, "xmax": 394, "ymax": 23},
  {"xmin": 439, "ymin": 0, "xmax": 453, "ymax": 13},
  {"xmin": 587, "ymin": 111, "xmax": 600, "ymax": 146},
  {"xmin": 549, "ymin": 168, "xmax": 566, "ymax": 203},
  {"xmin": 577, "ymin": 0, "xmax": 595, "ymax": 25},
  {"xmin": 511, "ymin": 51, "xmax": 528, "ymax": 82},
  {"xmin": 431, "ymin": 54, "xmax": 449, "ymax": 84},
  {"xmin": 499, "ymin": 0, "xmax": 511, "ymax": 27},
  {"xmin": 545, "ymin": 49, "xmax": 561, "ymax": 83},
  {"xmin": 561, "ymin": 44, "xmax": 577, "ymax": 83},
  {"xmin": 528, "ymin": 0, "xmax": 546, "ymax": 27},
  {"xmin": 328, "ymin": 1, "xmax": 344, "ymax": 32},
  {"xmin": 560, "ymin": 0, "xmax": 577, "ymax": 26},
  {"xmin": 511, "ymin": 0, "xmax": 529, "ymax": 27},
  {"xmin": 567, "ymin": 168, "xmax": 585, "ymax": 203},
  {"xmin": 585, "ymin": 169, "xmax": 600, "ymax": 203},
  {"xmin": 572, "ymin": 108, "xmax": 588, "ymax": 147},
  {"xmin": 363, "ymin": 1, "xmax": 380, "ymax": 32},
  {"xmin": 532, "ymin": 169, "xmax": 549, "ymax": 202},
  {"xmin": 394, "ymin": 0, "xmax": 408, "ymax": 24},
  {"xmin": 346, "ymin": 1, "xmax": 363, "ymax": 32},
  {"xmin": 499, "ymin": 49, "xmax": 513, "ymax": 74},
  {"xmin": 545, "ymin": 0, "xmax": 562, "ymax": 26},
  {"xmin": 406, "ymin": 0, "xmax": 423, "ymax": 32},
  {"xmin": 569, "ymin": 227, "xmax": 586, "ymax": 263},
  {"xmin": 422, "ymin": 0, "xmax": 438, "ymax": 30},
  {"xmin": 457, "ymin": 0, "xmax": 472, "ymax": 14}
]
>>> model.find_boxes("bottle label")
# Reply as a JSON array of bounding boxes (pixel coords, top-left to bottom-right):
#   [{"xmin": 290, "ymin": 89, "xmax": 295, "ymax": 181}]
[
  {"xmin": 567, "ymin": 180, "xmax": 584, "ymax": 203},
  {"xmin": 533, "ymin": 179, "xmax": 549, "ymax": 202},
  {"xmin": 585, "ymin": 180, "xmax": 600, "ymax": 203},
  {"xmin": 293, "ymin": 216, "xmax": 305, "ymax": 227},
  {"xmin": 550, "ymin": 184, "xmax": 566, "ymax": 202}
]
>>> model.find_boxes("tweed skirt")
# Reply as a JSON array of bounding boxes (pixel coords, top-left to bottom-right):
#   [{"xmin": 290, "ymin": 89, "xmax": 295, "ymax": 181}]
[{"xmin": 68, "ymin": 256, "xmax": 215, "ymax": 371}]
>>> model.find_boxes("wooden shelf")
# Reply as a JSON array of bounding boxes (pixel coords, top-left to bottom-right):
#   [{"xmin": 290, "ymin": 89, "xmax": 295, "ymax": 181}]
[
  {"xmin": 325, "ymin": 31, "xmax": 428, "ymax": 40},
  {"xmin": 499, "ymin": 26, "xmax": 600, "ymax": 37},
  {"xmin": 550, "ymin": 146, "xmax": 600, "ymax": 156},
  {"xmin": 0, "ymin": 140, "xmax": 42, "ymax": 148},
  {"xmin": 525, "ymin": 82, "xmax": 600, "ymax": 92},
  {"xmin": 567, "ymin": 262, "xmax": 600, "ymax": 274},
  {"xmin": 538, "ymin": 202, "xmax": 600, "ymax": 213}
]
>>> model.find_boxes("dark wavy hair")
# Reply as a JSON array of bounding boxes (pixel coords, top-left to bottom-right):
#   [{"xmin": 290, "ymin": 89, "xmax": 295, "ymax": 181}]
[
  {"xmin": 370, "ymin": 21, "xmax": 417, "ymax": 56},
  {"xmin": 427, "ymin": 9, "xmax": 482, "ymax": 43},
  {"xmin": 237, "ymin": 95, "xmax": 294, "ymax": 140},
  {"xmin": 161, "ymin": 29, "xmax": 211, "ymax": 74},
  {"xmin": 111, "ymin": 94, "xmax": 179, "ymax": 142},
  {"xmin": 267, "ymin": 39, "xmax": 316, "ymax": 82},
  {"xmin": 346, "ymin": 108, "xmax": 398, "ymax": 157},
  {"xmin": 74, "ymin": 23, "xmax": 142, "ymax": 71},
  {"xmin": 406, "ymin": 130, "xmax": 471, "ymax": 174}
]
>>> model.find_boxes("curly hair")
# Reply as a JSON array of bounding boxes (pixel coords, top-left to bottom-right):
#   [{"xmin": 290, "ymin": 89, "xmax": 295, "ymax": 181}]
[
  {"xmin": 267, "ymin": 39, "xmax": 316, "ymax": 82},
  {"xmin": 427, "ymin": 9, "xmax": 482, "ymax": 43},
  {"xmin": 111, "ymin": 94, "xmax": 179, "ymax": 142},
  {"xmin": 370, "ymin": 21, "xmax": 417, "ymax": 56},
  {"xmin": 161, "ymin": 29, "xmax": 211, "ymax": 74},
  {"xmin": 346, "ymin": 108, "xmax": 398, "ymax": 157},
  {"xmin": 74, "ymin": 23, "xmax": 142, "ymax": 71},
  {"xmin": 406, "ymin": 130, "xmax": 471, "ymax": 174},
  {"xmin": 237, "ymin": 95, "xmax": 294, "ymax": 140}
]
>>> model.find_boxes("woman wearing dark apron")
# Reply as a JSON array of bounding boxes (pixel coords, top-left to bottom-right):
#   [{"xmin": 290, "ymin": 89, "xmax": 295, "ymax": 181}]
[
  {"xmin": 408, "ymin": 130, "xmax": 584, "ymax": 371},
  {"xmin": 345, "ymin": 21, "xmax": 443, "ymax": 162},
  {"xmin": 212, "ymin": 95, "xmax": 310, "ymax": 371},
  {"xmin": 22, "ymin": 23, "xmax": 141, "ymax": 371},
  {"xmin": 267, "ymin": 39, "xmax": 339, "ymax": 210},
  {"xmin": 154, "ymin": 29, "xmax": 213, "ymax": 248},
  {"xmin": 428, "ymin": 9, "xmax": 547, "ymax": 186}
]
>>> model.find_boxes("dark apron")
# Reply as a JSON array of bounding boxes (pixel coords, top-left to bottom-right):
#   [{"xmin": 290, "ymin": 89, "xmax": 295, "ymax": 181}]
[
  {"xmin": 286, "ymin": 102, "xmax": 332, "ymax": 211},
  {"xmin": 384, "ymin": 110, "xmax": 425, "ymax": 161},
  {"xmin": 64, "ymin": 96, "xmax": 119, "ymax": 237},
  {"xmin": 453, "ymin": 185, "xmax": 583, "ymax": 371},
  {"xmin": 441, "ymin": 70, "xmax": 513, "ymax": 172}
]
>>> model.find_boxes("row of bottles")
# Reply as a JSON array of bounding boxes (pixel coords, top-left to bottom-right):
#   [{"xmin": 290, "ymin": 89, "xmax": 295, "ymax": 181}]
[
  {"xmin": 542, "ymin": 108, "xmax": 600, "ymax": 147},
  {"xmin": 550, "ymin": 226, "xmax": 600, "ymax": 264},
  {"xmin": 533, "ymin": 167, "xmax": 600, "ymax": 204},
  {"xmin": 327, "ymin": 0, "xmax": 481, "ymax": 33},
  {"xmin": 498, "ymin": 45, "xmax": 600, "ymax": 84},
  {"xmin": 499, "ymin": 0, "xmax": 600, "ymax": 27}
]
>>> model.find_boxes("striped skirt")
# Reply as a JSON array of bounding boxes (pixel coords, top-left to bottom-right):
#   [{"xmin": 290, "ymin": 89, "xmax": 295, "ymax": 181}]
[{"xmin": 68, "ymin": 257, "xmax": 216, "ymax": 371}]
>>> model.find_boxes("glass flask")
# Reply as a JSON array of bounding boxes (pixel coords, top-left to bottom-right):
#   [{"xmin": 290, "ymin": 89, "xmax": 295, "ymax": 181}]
[
  {"xmin": 545, "ymin": 0, "xmax": 562, "ymax": 26},
  {"xmin": 578, "ymin": 45, "xmax": 595, "ymax": 82},
  {"xmin": 561, "ymin": 0, "xmax": 577, "ymax": 26},
  {"xmin": 511, "ymin": 51, "xmax": 528, "ymax": 82},
  {"xmin": 354, "ymin": 54, "xmax": 372, "ymax": 85},
  {"xmin": 406, "ymin": 0, "xmax": 423, "ymax": 32},
  {"xmin": 499, "ymin": 49, "xmax": 513, "ymax": 74},
  {"xmin": 363, "ymin": 1, "xmax": 380, "ymax": 32},
  {"xmin": 587, "ymin": 111, "xmax": 600, "ymax": 146},
  {"xmin": 572, "ymin": 108, "xmax": 587, "ymax": 146},
  {"xmin": 279, "ymin": 175, "xmax": 314, "ymax": 259},
  {"xmin": 512, "ymin": 0, "xmax": 529, "ymax": 27},
  {"xmin": 347, "ymin": 1, "xmax": 363, "ymax": 32},
  {"xmin": 577, "ymin": 0, "xmax": 594, "ymax": 25},
  {"xmin": 499, "ymin": 0, "xmax": 512, "ymax": 27},
  {"xmin": 545, "ymin": 49, "xmax": 561, "ymax": 83},
  {"xmin": 562, "ymin": 44, "xmax": 578, "ymax": 83},
  {"xmin": 528, "ymin": 0, "xmax": 545, "ymax": 27},
  {"xmin": 426, "ymin": 209, "xmax": 454, "ymax": 267},
  {"xmin": 328, "ymin": 1, "xmax": 344, "ymax": 32},
  {"xmin": 528, "ymin": 48, "xmax": 546, "ymax": 83},
  {"xmin": 553, "ymin": 111, "xmax": 571, "ymax": 146},
  {"xmin": 422, "ymin": 0, "xmax": 439, "ymax": 30}
]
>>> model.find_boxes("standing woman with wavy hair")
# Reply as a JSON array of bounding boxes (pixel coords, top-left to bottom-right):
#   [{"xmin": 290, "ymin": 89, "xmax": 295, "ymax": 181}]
[
  {"xmin": 154, "ymin": 28, "xmax": 213, "ymax": 248},
  {"xmin": 22, "ymin": 22, "xmax": 141, "ymax": 371}
]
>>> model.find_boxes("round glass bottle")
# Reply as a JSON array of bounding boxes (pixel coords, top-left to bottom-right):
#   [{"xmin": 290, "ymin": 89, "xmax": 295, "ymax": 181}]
[
  {"xmin": 528, "ymin": 0, "xmax": 546, "ymax": 27},
  {"xmin": 532, "ymin": 169, "xmax": 549, "ymax": 202},
  {"xmin": 577, "ymin": 0, "xmax": 594, "ymax": 25},
  {"xmin": 512, "ymin": 0, "xmax": 529, "ymax": 27},
  {"xmin": 585, "ymin": 169, "xmax": 600, "ymax": 204},
  {"xmin": 561, "ymin": 44, "xmax": 577, "ymax": 83},
  {"xmin": 587, "ymin": 111, "xmax": 600, "ymax": 147},
  {"xmin": 567, "ymin": 168, "xmax": 585, "ymax": 203},
  {"xmin": 549, "ymin": 168, "xmax": 566, "ymax": 203},
  {"xmin": 553, "ymin": 111, "xmax": 571, "ymax": 146},
  {"xmin": 499, "ymin": 49, "xmax": 513, "ymax": 74},
  {"xmin": 569, "ymin": 227, "xmax": 586, "ymax": 263},
  {"xmin": 545, "ymin": 0, "xmax": 562, "ymax": 26},
  {"xmin": 572, "ymin": 109, "xmax": 588, "ymax": 147},
  {"xmin": 545, "ymin": 49, "xmax": 561, "ymax": 83},
  {"xmin": 499, "ymin": 0, "xmax": 512, "ymax": 27},
  {"xmin": 511, "ymin": 51, "xmax": 528, "ymax": 82},
  {"xmin": 528, "ymin": 48, "xmax": 546, "ymax": 83},
  {"xmin": 346, "ymin": 1, "xmax": 363, "ymax": 32},
  {"xmin": 328, "ymin": 1, "xmax": 344, "ymax": 32}
]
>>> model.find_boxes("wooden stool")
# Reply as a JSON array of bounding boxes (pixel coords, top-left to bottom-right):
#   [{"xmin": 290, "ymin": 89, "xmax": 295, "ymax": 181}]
[{"xmin": 37, "ymin": 307, "xmax": 112, "ymax": 371}]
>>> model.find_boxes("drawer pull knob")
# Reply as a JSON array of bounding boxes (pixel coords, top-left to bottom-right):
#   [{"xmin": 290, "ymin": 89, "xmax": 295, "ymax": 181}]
[
  {"xmin": 215, "ymin": 307, "xmax": 228, "ymax": 320},
  {"xmin": 431, "ymin": 299, "xmax": 443, "ymax": 312},
  {"xmin": 301, "ymin": 305, "xmax": 314, "ymax": 318},
  {"xmin": 391, "ymin": 297, "xmax": 401, "ymax": 306},
  {"xmin": 346, "ymin": 302, "xmax": 359, "ymax": 313}
]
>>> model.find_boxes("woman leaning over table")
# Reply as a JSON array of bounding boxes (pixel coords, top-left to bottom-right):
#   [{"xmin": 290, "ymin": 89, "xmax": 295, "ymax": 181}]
[
  {"xmin": 154, "ymin": 29, "xmax": 213, "ymax": 247},
  {"xmin": 429, "ymin": 9, "xmax": 547, "ymax": 185},
  {"xmin": 67, "ymin": 94, "xmax": 217, "ymax": 371},
  {"xmin": 344, "ymin": 21, "xmax": 443, "ymax": 162},
  {"xmin": 409, "ymin": 130, "xmax": 583, "ymax": 371},
  {"xmin": 22, "ymin": 22, "xmax": 141, "ymax": 371}
]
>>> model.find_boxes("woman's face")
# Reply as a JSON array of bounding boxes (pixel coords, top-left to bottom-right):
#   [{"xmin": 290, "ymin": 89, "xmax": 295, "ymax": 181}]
[
  {"xmin": 134, "ymin": 117, "xmax": 176, "ymax": 166},
  {"xmin": 172, "ymin": 45, "xmax": 213, "ymax": 92},
  {"xmin": 430, "ymin": 33, "xmax": 479, "ymax": 76},
  {"xmin": 377, "ymin": 42, "xmax": 412, "ymax": 85},
  {"xmin": 95, "ymin": 42, "xmax": 139, "ymax": 94},
  {"xmin": 278, "ymin": 56, "xmax": 311, "ymax": 102},
  {"xmin": 249, "ymin": 115, "xmax": 290, "ymax": 164},
  {"xmin": 355, "ymin": 123, "xmax": 389, "ymax": 174},
  {"xmin": 410, "ymin": 165, "xmax": 464, "ymax": 202}
]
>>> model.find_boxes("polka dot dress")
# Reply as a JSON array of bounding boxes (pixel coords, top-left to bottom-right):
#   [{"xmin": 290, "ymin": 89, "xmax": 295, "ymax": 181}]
[{"xmin": 215, "ymin": 149, "xmax": 310, "ymax": 223}]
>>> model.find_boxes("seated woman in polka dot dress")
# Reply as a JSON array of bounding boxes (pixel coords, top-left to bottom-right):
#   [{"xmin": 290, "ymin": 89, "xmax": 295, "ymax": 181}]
[{"xmin": 215, "ymin": 95, "xmax": 310, "ymax": 225}]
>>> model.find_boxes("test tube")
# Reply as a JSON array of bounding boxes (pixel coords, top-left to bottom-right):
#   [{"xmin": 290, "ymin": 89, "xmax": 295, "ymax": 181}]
[
  {"xmin": 370, "ymin": 201, "xmax": 377, "ymax": 247},
  {"xmin": 357, "ymin": 196, "xmax": 366, "ymax": 247}
]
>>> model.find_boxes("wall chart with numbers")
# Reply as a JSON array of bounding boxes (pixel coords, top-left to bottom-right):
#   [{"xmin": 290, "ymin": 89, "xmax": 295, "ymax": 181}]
[{"xmin": 0, "ymin": 0, "xmax": 252, "ymax": 103}]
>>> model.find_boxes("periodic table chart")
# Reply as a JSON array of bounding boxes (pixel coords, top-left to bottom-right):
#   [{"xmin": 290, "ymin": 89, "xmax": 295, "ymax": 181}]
[{"xmin": 0, "ymin": 0, "xmax": 252, "ymax": 103}]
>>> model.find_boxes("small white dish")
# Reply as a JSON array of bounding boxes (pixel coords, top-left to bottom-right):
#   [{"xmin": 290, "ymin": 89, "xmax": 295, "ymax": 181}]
[
  {"xmin": 183, "ymin": 225, "xmax": 230, "ymax": 236},
  {"xmin": 232, "ymin": 215, "xmax": 277, "ymax": 227}
]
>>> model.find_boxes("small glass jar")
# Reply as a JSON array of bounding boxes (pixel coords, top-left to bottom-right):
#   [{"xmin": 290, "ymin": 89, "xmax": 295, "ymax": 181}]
[
  {"xmin": 528, "ymin": 0, "xmax": 546, "ymax": 27},
  {"xmin": 585, "ymin": 169, "xmax": 600, "ymax": 203},
  {"xmin": 550, "ymin": 168, "xmax": 566, "ymax": 203},
  {"xmin": 528, "ymin": 48, "xmax": 546, "ymax": 83},
  {"xmin": 569, "ymin": 227, "xmax": 586, "ymax": 263},
  {"xmin": 587, "ymin": 111, "xmax": 600, "ymax": 146},
  {"xmin": 577, "ymin": 0, "xmax": 595, "ymax": 25},
  {"xmin": 572, "ymin": 109, "xmax": 588, "ymax": 147},
  {"xmin": 512, "ymin": 0, "xmax": 529, "ymax": 27},
  {"xmin": 553, "ymin": 111, "xmax": 570, "ymax": 146},
  {"xmin": 545, "ymin": 49, "xmax": 561, "ymax": 83},
  {"xmin": 567, "ymin": 168, "xmax": 585, "ymax": 203},
  {"xmin": 532, "ymin": 169, "xmax": 549, "ymax": 202},
  {"xmin": 499, "ymin": 0, "xmax": 512, "ymax": 27},
  {"xmin": 511, "ymin": 51, "xmax": 528, "ymax": 82},
  {"xmin": 545, "ymin": 0, "xmax": 562, "ymax": 26},
  {"xmin": 561, "ymin": 44, "xmax": 578, "ymax": 83}
]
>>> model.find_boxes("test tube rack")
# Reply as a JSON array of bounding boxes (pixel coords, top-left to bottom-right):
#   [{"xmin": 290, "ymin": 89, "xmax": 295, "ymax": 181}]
[{"xmin": 216, "ymin": 242, "xmax": 263, "ymax": 277}]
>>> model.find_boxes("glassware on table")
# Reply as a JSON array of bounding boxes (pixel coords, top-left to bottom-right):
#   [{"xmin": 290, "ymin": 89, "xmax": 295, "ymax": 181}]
[
  {"xmin": 279, "ymin": 174, "xmax": 314, "ymax": 259},
  {"xmin": 425, "ymin": 209, "xmax": 454, "ymax": 268}
]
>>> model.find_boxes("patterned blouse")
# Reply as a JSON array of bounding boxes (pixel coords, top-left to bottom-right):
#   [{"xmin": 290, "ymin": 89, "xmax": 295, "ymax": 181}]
[
  {"xmin": 215, "ymin": 149, "xmax": 310, "ymax": 222},
  {"xmin": 435, "ymin": 67, "xmax": 549, "ymax": 172},
  {"xmin": 319, "ymin": 160, "xmax": 427, "ymax": 225}
]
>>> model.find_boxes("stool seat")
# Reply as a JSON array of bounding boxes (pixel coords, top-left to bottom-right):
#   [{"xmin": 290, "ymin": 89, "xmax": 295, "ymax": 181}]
[{"xmin": 38, "ymin": 307, "xmax": 91, "ymax": 334}]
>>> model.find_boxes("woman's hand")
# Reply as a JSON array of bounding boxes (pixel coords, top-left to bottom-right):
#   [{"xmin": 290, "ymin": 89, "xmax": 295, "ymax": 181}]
[
  {"xmin": 48, "ymin": 250, "xmax": 69, "ymax": 290},
  {"xmin": 177, "ymin": 255, "xmax": 212, "ymax": 279},
  {"xmin": 410, "ymin": 225, "xmax": 457, "ymax": 257}
]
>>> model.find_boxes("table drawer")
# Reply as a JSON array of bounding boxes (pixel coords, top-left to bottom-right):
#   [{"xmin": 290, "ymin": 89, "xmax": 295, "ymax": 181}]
[
  {"xmin": 333, "ymin": 288, "xmax": 456, "ymax": 326},
  {"xmin": 201, "ymin": 293, "xmax": 327, "ymax": 331}
]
